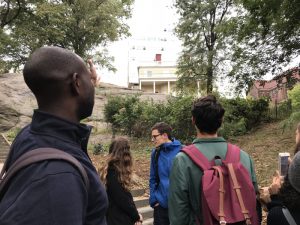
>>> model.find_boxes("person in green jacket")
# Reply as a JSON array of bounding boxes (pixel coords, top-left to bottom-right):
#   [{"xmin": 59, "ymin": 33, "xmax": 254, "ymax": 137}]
[{"xmin": 168, "ymin": 95, "xmax": 260, "ymax": 225}]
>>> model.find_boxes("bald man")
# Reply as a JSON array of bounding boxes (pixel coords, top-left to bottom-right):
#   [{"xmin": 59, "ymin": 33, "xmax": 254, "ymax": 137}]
[{"xmin": 0, "ymin": 46, "xmax": 108, "ymax": 225}]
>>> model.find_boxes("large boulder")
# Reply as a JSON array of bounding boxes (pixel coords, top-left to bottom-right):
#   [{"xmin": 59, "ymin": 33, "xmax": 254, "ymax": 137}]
[
  {"xmin": 0, "ymin": 73, "xmax": 35, "ymax": 131},
  {"xmin": 0, "ymin": 73, "xmax": 168, "ymax": 134}
]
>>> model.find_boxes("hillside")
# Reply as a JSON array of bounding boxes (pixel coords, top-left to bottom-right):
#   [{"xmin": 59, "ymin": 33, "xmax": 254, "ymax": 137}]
[
  {"xmin": 232, "ymin": 121, "xmax": 295, "ymax": 187},
  {"xmin": 90, "ymin": 120, "xmax": 296, "ymax": 191}
]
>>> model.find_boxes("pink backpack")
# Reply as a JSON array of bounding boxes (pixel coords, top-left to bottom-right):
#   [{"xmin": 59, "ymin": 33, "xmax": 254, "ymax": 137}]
[{"xmin": 181, "ymin": 143, "xmax": 258, "ymax": 225}]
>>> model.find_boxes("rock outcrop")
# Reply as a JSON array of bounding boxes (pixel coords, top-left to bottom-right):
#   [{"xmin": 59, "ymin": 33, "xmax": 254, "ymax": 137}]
[
  {"xmin": 0, "ymin": 73, "xmax": 168, "ymax": 133},
  {"xmin": 0, "ymin": 73, "xmax": 36, "ymax": 131}
]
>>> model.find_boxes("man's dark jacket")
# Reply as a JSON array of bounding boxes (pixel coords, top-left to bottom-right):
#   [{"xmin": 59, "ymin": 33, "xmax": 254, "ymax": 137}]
[{"xmin": 0, "ymin": 110, "xmax": 108, "ymax": 225}]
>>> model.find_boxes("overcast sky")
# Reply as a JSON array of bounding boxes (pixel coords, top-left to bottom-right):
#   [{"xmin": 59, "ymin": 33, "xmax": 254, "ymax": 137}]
[{"xmin": 100, "ymin": 0, "xmax": 181, "ymax": 86}]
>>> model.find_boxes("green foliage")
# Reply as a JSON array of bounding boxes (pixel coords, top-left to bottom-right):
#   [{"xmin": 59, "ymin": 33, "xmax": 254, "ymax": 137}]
[
  {"xmin": 93, "ymin": 143, "xmax": 109, "ymax": 155},
  {"xmin": 219, "ymin": 97, "xmax": 269, "ymax": 138},
  {"xmin": 230, "ymin": 0, "xmax": 300, "ymax": 92},
  {"xmin": 280, "ymin": 85, "xmax": 300, "ymax": 130},
  {"xmin": 104, "ymin": 95, "xmax": 143, "ymax": 135},
  {"xmin": 174, "ymin": 0, "xmax": 238, "ymax": 94},
  {"xmin": 0, "ymin": 0, "xmax": 133, "ymax": 71},
  {"xmin": 268, "ymin": 100, "xmax": 292, "ymax": 120},
  {"xmin": 104, "ymin": 96, "xmax": 124, "ymax": 124},
  {"xmin": 132, "ymin": 100, "xmax": 170, "ymax": 138},
  {"xmin": 5, "ymin": 127, "xmax": 21, "ymax": 143},
  {"xmin": 288, "ymin": 84, "xmax": 300, "ymax": 111},
  {"xmin": 104, "ymin": 94, "xmax": 269, "ymax": 142},
  {"xmin": 114, "ymin": 95, "xmax": 143, "ymax": 135},
  {"xmin": 174, "ymin": 0, "xmax": 299, "ymax": 94},
  {"xmin": 166, "ymin": 95, "xmax": 195, "ymax": 142}
]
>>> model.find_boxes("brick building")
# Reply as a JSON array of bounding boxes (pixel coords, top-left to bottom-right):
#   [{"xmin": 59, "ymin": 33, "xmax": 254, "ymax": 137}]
[{"xmin": 248, "ymin": 67, "xmax": 300, "ymax": 104}]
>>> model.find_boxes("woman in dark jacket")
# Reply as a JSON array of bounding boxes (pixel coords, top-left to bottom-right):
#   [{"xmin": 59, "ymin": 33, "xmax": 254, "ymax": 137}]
[
  {"xmin": 267, "ymin": 152, "xmax": 300, "ymax": 225},
  {"xmin": 100, "ymin": 137, "xmax": 143, "ymax": 225}
]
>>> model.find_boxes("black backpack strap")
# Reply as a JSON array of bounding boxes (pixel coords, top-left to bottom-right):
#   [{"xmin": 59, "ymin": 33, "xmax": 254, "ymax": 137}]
[
  {"xmin": 0, "ymin": 148, "xmax": 89, "ymax": 198},
  {"xmin": 282, "ymin": 207, "xmax": 297, "ymax": 225},
  {"xmin": 154, "ymin": 147, "xmax": 161, "ymax": 188}
]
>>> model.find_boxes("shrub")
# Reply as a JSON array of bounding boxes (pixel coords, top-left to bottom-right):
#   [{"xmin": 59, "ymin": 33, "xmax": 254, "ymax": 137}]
[
  {"xmin": 220, "ymin": 97, "xmax": 269, "ymax": 137},
  {"xmin": 93, "ymin": 143, "xmax": 109, "ymax": 155},
  {"xmin": 103, "ymin": 94, "xmax": 269, "ymax": 141},
  {"xmin": 167, "ymin": 95, "xmax": 195, "ymax": 143},
  {"xmin": 288, "ymin": 84, "xmax": 300, "ymax": 111}
]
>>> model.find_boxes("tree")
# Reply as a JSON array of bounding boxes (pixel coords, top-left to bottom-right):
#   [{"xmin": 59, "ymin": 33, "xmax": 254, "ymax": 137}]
[
  {"xmin": 0, "ymin": 0, "xmax": 133, "ymax": 71},
  {"xmin": 174, "ymin": 0, "xmax": 236, "ymax": 94},
  {"xmin": 0, "ymin": 0, "xmax": 26, "ymax": 28},
  {"xmin": 229, "ymin": 0, "xmax": 300, "ymax": 93}
]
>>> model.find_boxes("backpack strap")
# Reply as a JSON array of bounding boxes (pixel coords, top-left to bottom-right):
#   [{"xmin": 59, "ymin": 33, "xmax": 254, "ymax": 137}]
[
  {"xmin": 282, "ymin": 207, "xmax": 297, "ymax": 225},
  {"xmin": 225, "ymin": 143, "xmax": 240, "ymax": 163},
  {"xmin": 228, "ymin": 163, "xmax": 252, "ymax": 225},
  {"xmin": 181, "ymin": 144, "xmax": 211, "ymax": 170},
  {"xmin": 212, "ymin": 166, "xmax": 226, "ymax": 225},
  {"xmin": 0, "ymin": 148, "xmax": 89, "ymax": 198}
]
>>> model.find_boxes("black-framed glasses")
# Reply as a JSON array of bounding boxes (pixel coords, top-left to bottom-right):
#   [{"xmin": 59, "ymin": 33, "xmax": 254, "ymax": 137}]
[{"xmin": 151, "ymin": 134, "xmax": 161, "ymax": 140}]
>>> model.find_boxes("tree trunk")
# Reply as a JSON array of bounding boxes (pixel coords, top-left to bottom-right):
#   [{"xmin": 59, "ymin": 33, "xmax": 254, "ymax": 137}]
[{"xmin": 206, "ymin": 51, "xmax": 213, "ymax": 94}]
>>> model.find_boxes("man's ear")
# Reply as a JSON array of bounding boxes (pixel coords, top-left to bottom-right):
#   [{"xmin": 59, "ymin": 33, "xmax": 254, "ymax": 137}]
[
  {"xmin": 163, "ymin": 133, "xmax": 168, "ymax": 139},
  {"xmin": 191, "ymin": 116, "xmax": 196, "ymax": 125},
  {"xmin": 71, "ymin": 73, "xmax": 80, "ymax": 95}
]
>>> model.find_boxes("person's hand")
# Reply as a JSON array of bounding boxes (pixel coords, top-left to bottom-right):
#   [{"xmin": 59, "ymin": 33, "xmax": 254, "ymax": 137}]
[
  {"xmin": 268, "ymin": 170, "xmax": 282, "ymax": 195},
  {"xmin": 134, "ymin": 213, "xmax": 143, "ymax": 225},
  {"xmin": 87, "ymin": 59, "xmax": 100, "ymax": 87},
  {"xmin": 259, "ymin": 187, "xmax": 271, "ymax": 205},
  {"xmin": 288, "ymin": 156, "xmax": 292, "ymax": 165}
]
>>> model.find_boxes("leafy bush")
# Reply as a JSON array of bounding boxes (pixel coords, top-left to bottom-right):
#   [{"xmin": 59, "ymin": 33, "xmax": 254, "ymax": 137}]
[
  {"xmin": 269, "ymin": 100, "xmax": 292, "ymax": 120},
  {"xmin": 113, "ymin": 95, "xmax": 143, "ymax": 135},
  {"xmin": 103, "ymin": 94, "xmax": 269, "ymax": 141},
  {"xmin": 93, "ymin": 143, "xmax": 110, "ymax": 155},
  {"xmin": 104, "ymin": 95, "xmax": 124, "ymax": 125},
  {"xmin": 220, "ymin": 97, "xmax": 269, "ymax": 138},
  {"xmin": 132, "ymin": 100, "xmax": 170, "ymax": 138},
  {"xmin": 167, "ymin": 95, "xmax": 195, "ymax": 142},
  {"xmin": 288, "ymin": 84, "xmax": 300, "ymax": 111}
]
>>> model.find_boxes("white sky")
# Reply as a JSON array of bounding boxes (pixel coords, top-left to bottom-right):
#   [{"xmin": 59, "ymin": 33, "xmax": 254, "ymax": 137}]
[{"xmin": 100, "ymin": 0, "xmax": 181, "ymax": 87}]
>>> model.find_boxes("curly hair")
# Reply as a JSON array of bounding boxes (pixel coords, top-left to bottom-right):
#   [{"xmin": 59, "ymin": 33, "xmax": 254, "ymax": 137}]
[
  {"xmin": 99, "ymin": 137, "xmax": 133, "ymax": 191},
  {"xmin": 279, "ymin": 175, "xmax": 300, "ymax": 210}
]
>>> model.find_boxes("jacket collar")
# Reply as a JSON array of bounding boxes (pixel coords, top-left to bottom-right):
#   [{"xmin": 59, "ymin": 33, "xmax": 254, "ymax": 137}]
[
  {"xmin": 30, "ymin": 110, "xmax": 92, "ymax": 152},
  {"xmin": 157, "ymin": 139, "xmax": 181, "ymax": 152},
  {"xmin": 192, "ymin": 137, "xmax": 226, "ymax": 144}
]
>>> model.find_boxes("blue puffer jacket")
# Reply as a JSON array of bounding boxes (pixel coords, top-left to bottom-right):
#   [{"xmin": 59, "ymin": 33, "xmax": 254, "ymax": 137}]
[{"xmin": 149, "ymin": 139, "xmax": 182, "ymax": 208}]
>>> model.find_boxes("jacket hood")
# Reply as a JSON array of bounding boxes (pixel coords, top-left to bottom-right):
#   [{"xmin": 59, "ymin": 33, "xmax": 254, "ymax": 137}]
[{"xmin": 159, "ymin": 139, "xmax": 181, "ymax": 152}]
